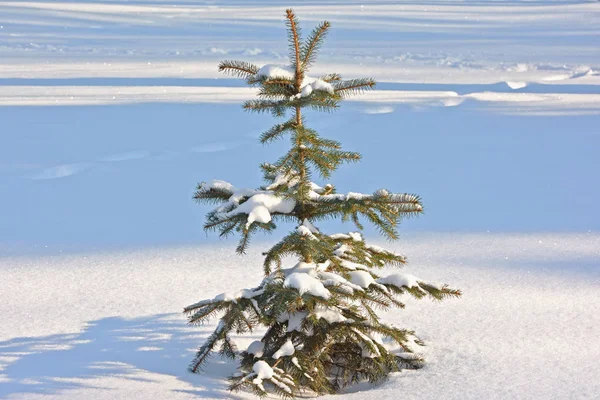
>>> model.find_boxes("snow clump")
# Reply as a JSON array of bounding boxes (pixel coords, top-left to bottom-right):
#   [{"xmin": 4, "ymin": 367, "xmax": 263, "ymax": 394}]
[
  {"xmin": 377, "ymin": 273, "xmax": 421, "ymax": 288},
  {"xmin": 284, "ymin": 272, "xmax": 331, "ymax": 299},
  {"xmin": 247, "ymin": 341, "xmax": 265, "ymax": 357},
  {"xmin": 252, "ymin": 360, "xmax": 274, "ymax": 391},
  {"xmin": 272, "ymin": 339, "xmax": 295, "ymax": 359}
]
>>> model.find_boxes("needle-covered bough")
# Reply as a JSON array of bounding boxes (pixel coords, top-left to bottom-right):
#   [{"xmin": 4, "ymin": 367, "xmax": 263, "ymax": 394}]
[{"xmin": 185, "ymin": 9, "xmax": 461, "ymax": 398}]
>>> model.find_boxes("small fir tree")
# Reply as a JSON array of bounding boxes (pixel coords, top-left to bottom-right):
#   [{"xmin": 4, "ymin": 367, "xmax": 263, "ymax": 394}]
[{"xmin": 185, "ymin": 9, "xmax": 461, "ymax": 398}]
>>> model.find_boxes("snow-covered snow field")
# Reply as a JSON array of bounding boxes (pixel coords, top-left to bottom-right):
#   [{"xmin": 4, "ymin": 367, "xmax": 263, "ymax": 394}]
[{"xmin": 1, "ymin": 0, "xmax": 599, "ymax": 399}]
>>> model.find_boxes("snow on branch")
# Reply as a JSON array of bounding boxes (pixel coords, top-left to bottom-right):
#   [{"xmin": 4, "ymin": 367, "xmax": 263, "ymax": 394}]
[
  {"xmin": 232, "ymin": 360, "xmax": 296, "ymax": 395},
  {"xmin": 297, "ymin": 219, "xmax": 319, "ymax": 240},
  {"xmin": 272, "ymin": 340, "xmax": 296, "ymax": 359},
  {"xmin": 376, "ymin": 273, "xmax": 461, "ymax": 300},
  {"xmin": 257, "ymin": 64, "xmax": 295, "ymax": 81},
  {"xmin": 254, "ymin": 64, "xmax": 335, "ymax": 100},
  {"xmin": 329, "ymin": 234, "xmax": 407, "ymax": 269},
  {"xmin": 309, "ymin": 187, "xmax": 422, "ymax": 209},
  {"xmin": 197, "ymin": 180, "xmax": 297, "ymax": 231},
  {"xmin": 284, "ymin": 272, "xmax": 331, "ymax": 299},
  {"xmin": 233, "ymin": 193, "xmax": 296, "ymax": 229},
  {"xmin": 377, "ymin": 273, "xmax": 421, "ymax": 290},
  {"xmin": 266, "ymin": 168, "xmax": 300, "ymax": 190},
  {"xmin": 212, "ymin": 287, "xmax": 266, "ymax": 304}
]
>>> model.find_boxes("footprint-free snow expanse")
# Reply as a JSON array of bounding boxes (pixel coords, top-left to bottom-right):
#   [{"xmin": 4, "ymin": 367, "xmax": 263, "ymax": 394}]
[
  {"xmin": 1, "ymin": 0, "xmax": 599, "ymax": 399},
  {"xmin": 1, "ymin": 234, "xmax": 599, "ymax": 399}
]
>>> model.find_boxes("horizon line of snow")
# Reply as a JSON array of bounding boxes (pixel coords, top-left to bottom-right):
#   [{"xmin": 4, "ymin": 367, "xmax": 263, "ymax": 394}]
[
  {"xmin": 1, "ymin": 85, "xmax": 600, "ymax": 115},
  {"xmin": 1, "ymin": 61, "xmax": 598, "ymax": 86}
]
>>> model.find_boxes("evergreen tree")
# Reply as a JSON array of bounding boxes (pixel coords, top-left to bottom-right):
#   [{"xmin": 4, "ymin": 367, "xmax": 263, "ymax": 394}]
[{"xmin": 185, "ymin": 9, "xmax": 460, "ymax": 398}]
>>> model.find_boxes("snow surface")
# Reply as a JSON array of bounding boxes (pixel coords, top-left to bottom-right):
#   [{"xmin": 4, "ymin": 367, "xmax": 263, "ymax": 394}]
[
  {"xmin": 1, "ymin": 234, "xmax": 599, "ymax": 399},
  {"xmin": 1, "ymin": 0, "xmax": 599, "ymax": 248},
  {"xmin": 0, "ymin": 0, "xmax": 599, "ymax": 398}
]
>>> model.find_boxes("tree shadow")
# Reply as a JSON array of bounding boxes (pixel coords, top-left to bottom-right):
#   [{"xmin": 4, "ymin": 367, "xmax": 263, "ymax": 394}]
[{"xmin": 0, "ymin": 313, "xmax": 249, "ymax": 399}]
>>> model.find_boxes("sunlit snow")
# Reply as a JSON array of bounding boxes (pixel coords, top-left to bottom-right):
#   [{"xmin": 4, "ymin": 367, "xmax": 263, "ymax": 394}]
[{"xmin": 0, "ymin": 0, "xmax": 599, "ymax": 398}]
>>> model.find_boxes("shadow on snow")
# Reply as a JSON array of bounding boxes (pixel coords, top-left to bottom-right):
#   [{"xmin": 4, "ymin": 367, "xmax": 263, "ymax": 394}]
[{"xmin": 0, "ymin": 313, "xmax": 249, "ymax": 399}]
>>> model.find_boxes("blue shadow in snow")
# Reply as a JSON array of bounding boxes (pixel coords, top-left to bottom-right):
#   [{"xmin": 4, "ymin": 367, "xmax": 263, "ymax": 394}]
[
  {"xmin": 0, "ymin": 313, "xmax": 248, "ymax": 399},
  {"xmin": 1, "ymin": 98, "xmax": 599, "ymax": 254}
]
